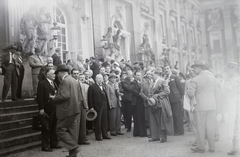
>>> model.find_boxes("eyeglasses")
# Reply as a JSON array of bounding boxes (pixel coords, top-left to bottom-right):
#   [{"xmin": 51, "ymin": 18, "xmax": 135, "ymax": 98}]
[{"xmin": 73, "ymin": 73, "xmax": 79, "ymax": 75}]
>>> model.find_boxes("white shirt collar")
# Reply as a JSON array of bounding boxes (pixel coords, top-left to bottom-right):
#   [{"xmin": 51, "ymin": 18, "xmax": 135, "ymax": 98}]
[
  {"xmin": 46, "ymin": 78, "xmax": 53, "ymax": 84},
  {"xmin": 62, "ymin": 74, "xmax": 68, "ymax": 80}
]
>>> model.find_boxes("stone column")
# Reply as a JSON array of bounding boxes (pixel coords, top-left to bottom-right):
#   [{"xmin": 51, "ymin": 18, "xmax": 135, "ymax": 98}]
[{"xmin": 222, "ymin": 6, "xmax": 234, "ymax": 62}]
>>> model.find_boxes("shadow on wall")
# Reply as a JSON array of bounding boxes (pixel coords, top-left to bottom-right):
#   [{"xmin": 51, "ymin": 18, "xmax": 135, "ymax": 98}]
[{"xmin": 0, "ymin": 61, "xmax": 33, "ymax": 99}]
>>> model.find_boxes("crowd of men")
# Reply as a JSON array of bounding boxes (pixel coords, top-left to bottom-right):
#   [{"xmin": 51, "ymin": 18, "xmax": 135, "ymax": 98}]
[{"xmin": 1, "ymin": 45, "xmax": 239, "ymax": 157}]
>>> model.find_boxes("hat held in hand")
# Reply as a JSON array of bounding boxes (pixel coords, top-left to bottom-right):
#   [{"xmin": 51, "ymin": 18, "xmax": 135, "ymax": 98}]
[
  {"xmin": 86, "ymin": 109, "xmax": 97, "ymax": 121},
  {"xmin": 148, "ymin": 97, "xmax": 156, "ymax": 107}
]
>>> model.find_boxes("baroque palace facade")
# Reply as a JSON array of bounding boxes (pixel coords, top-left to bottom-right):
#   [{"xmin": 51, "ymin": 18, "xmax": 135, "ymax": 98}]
[{"xmin": 0, "ymin": 0, "xmax": 239, "ymax": 97}]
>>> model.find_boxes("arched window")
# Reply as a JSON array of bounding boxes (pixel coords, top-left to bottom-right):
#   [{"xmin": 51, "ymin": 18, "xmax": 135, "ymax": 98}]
[{"xmin": 54, "ymin": 8, "xmax": 68, "ymax": 63}]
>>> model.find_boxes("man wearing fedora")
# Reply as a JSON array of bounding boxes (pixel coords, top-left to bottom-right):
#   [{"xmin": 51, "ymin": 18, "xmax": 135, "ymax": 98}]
[
  {"xmin": 1, "ymin": 43, "xmax": 19, "ymax": 101},
  {"xmin": 52, "ymin": 64, "xmax": 80, "ymax": 157},
  {"xmin": 88, "ymin": 74, "xmax": 111, "ymax": 141},
  {"xmin": 105, "ymin": 73, "xmax": 123, "ymax": 136},
  {"xmin": 29, "ymin": 48, "xmax": 45, "ymax": 98},
  {"xmin": 187, "ymin": 60, "xmax": 218, "ymax": 153}
]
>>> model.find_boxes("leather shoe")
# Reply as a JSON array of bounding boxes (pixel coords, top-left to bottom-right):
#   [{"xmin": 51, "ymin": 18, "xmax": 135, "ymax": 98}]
[
  {"xmin": 96, "ymin": 138, "xmax": 102, "ymax": 141},
  {"xmin": 103, "ymin": 136, "xmax": 111, "ymax": 139},
  {"xmin": 160, "ymin": 139, "xmax": 166, "ymax": 143},
  {"xmin": 111, "ymin": 133, "xmax": 117, "ymax": 136},
  {"xmin": 117, "ymin": 132, "xmax": 124, "ymax": 135},
  {"xmin": 69, "ymin": 148, "xmax": 79, "ymax": 157},
  {"xmin": 42, "ymin": 148, "xmax": 53, "ymax": 152},
  {"xmin": 191, "ymin": 147, "xmax": 205, "ymax": 153},
  {"xmin": 228, "ymin": 150, "xmax": 238, "ymax": 155},
  {"xmin": 79, "ymin": 141, "xmax": 90, "ymax": 145},
  {"xmin": 50, "ymin": 145, "xmax": 61, "ymax": 149},
  {"xmin": 148, "ymin": 139, "xmax": 159, "ymax": 142}
]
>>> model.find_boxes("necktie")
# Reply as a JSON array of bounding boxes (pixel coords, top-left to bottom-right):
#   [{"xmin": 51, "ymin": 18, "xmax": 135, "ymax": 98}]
[{"xmin": 50, "ymin": 81, "xmax": 55, "ymax": 89}]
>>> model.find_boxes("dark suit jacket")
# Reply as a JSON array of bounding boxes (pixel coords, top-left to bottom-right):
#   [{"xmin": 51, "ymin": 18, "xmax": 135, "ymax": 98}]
[
  {"xmin": 129, "ymin": 79, "xmax": 143, "ymax": 106},
  {"xmin": 88, "ymin": 83, "xmax": 109, "ymax": 111},
  {"xmin": 52, "ymin": 75, "xmax": 80, "ymax": 119},
  {"xmin": 90, "ymin": 61, "xmax": 100, "ymax": 80},
  {"xmin": 1, "ymin": 52, "xmax": 18, "ymax": 75},
  {"xmin": 37, "ymin": 78, "xmax": 58, "ymax": 113},
  {"xmin": 168, "ymin": 74, "xmax": 184, "ymax": 104},
  {"xmin": 101, "ymin": 61, "xmax": 110, "ymax": 68},
  {"xmin": 121, "ymin": 78, "xmax": 133, "ymax": 102},
  {"xmin": 52, "ymin": 53, "xmax": 62, "ymax": 66}
]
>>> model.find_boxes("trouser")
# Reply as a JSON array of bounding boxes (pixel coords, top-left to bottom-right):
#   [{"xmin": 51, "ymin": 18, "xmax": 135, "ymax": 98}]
[
  {"xmin": 133, "ymin": 103, "xmax": 147, "ymax": 137},
  {"xmin": 2, "ymin": 64, "xmax": 18, "ymax": 100},
  {"xmin": 171, "ymin": 102, "xmax": 184, "ymax": 135},
  {"xmin": 194, "ymin": 110, "xmax": 216, "ymax": 150},
  {"xmin": 124, "ymin": 101, "xmax": 133, "ymax": 130},
  {"xmin": 56, "ymin": 114, "xmax": 79, "ymax": 150},
  {"xmin": 16, "ymin": 65, "xmax": 24, "ymax": 99},
  {"xmin": 108, "ymin": 105, "xmax": 121, "ymax": 134},
  {"xmin": 32, "ymin": 74, "xmax": 39, "ymax": 95},
  {"xmin": 77, "ymin": 103, "xmax": 87, "ymax": 143},
  {"xmin": 94, "ymin": 101, "xmax": 108, "ymax": 139},
  {"xmin": 149, "ymin": 108, "xmax": 166, "ymax": 140},
  {"xmin": 187, "ymin": 110, "xmax": 196, "ymax": 137},
  {"xmin": 41, "ymin": 111, "xmax": 58, "ymax": 149}
]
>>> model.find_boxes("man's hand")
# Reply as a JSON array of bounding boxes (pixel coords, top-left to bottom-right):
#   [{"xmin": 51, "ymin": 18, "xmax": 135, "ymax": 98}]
[
  {"xmin": 39, "ymin": 109, "xmax": 44, "ymax": 115},
  {"xmin": 0, "ymin": 68, "xmax": 2, "ymax": 75},
  {"xmin": 89, "ymin": 108, "xmax": 94, "ymax": 111},
  {"xmin": 49, "ymin": 94, "xmax": 55, "ymax": 99}
]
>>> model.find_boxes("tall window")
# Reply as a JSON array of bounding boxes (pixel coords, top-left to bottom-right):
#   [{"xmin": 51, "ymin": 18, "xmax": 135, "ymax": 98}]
[
  {"xmin": 171, "ymin": 20, "xmax": 176, "ymax": 40},
  {"xmin": 210, "ymin": 32, "xmax": 222, "ymax": 53},
  {"xmin": 54, "ymin": 8, "xmax": 68, "ymax": 63},
  {"xmin": 181, "ymin": 25, "xmax": 186, "ymax": 44}
]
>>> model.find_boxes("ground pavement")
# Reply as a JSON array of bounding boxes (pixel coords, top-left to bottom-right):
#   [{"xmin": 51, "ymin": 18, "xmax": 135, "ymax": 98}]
[{"xmin": 7, "ymin": 118, "xmax": 235, "ymax": 157}]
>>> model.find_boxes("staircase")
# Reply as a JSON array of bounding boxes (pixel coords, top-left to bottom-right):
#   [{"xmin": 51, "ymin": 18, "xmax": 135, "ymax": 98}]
[{"xmin": 0, "ymin": 99, "xmax": 41, "ymax": 156}]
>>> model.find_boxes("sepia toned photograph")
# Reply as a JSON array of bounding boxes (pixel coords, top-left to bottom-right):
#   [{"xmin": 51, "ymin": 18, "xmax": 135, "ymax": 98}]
[{"xmin": 0, "ymin": 0, "xmax": 239, "ymax": 157}]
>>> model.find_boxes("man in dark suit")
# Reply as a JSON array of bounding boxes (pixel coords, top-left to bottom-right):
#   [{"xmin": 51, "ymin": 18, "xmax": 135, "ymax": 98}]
[
  {"xmin": 164, "ymin": 65, "xmax": 184, "ymax": 135},
  {"xmin": 130, "ymin": 71, "xmax": 147, "ymax": 137},
  {"xmin": 52, "ymin": 65, "xmax": 80, "ymax": 157},
  {"xmin": 1, "ymin": 43, "xmax": 19, "ymax": 101},
  {"xmin": 37, "ymin": 68, "xmax": 61, "ymax": 152},
  {"xmin": 88, "ymin": 74, "xmax": 111, "ymax": 141},
  {"xmin": 52, "ymin": 48, "xmax": 62, "ymax": 67},
  {"xmin": 121, "ymin": 70, "xmax": 133, "ymax": 132},
  {"xmin": 15, "ymin": 46, "xmax": 25, "ymax": 100},
  {"xmin": 89, "ymin": 57, "xmax": 100, "ymax": 81}
]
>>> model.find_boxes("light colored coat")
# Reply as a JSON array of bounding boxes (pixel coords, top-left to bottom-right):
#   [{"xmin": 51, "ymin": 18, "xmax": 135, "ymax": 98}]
[
  {"xmin": 28, "ymin": 54, "xmax": 45, "ymax": 75},
  {"xmin": 187, "ymin": 71, "xmax": 219, "ymax": 111},
  {"xmin": 79, "ymin": 81, "xmax": 89, "ymax": 109},
  {"xmin": 105, "ymin": 81, "xmax": 118, "ymax": 109}
]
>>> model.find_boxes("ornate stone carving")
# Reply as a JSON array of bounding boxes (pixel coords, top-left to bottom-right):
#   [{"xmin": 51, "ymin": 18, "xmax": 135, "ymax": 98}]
[{"xmin": 208, "ymin": 8, "xmax": 220, "ymax": 24}]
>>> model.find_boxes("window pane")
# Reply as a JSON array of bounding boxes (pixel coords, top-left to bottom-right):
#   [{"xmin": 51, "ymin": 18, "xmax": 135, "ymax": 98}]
[
  {"xmin": 58, "ymin": 35, "xmax": 62, "ymax": 42},
  {"xmin": 56, "ymin": 8, "xmax": 62, "ymax": 17},
  {"xmin": 62, "ymin": 44, "xmax": 66, "ymax": 50},
  {"xmin": 62, "ymin": 28, "xmax": 66, "ymax": 35},
  {"xmin": 56, "ymin": 16, "xmax": 60, "ymax": 23},
  {"xmin": 60, "ymin": 15, "xmax": 65, "ymax": 24},
  {"xmin": 62, "ymin": 36, "xmax": 66, "ymax": 42},
  {"xmin": 58, "ymin": 43, "xmax": 61, "ymax": 47}
]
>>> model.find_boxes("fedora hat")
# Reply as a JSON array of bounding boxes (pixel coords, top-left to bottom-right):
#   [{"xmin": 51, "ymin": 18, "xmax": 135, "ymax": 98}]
[
  {"xmin": 55, "ymin": 64, "xmax": 69, "ymax": 73},
  {"xmin": 109, "ymin": 73, "xmax": 117, "ymax": 79},
  {"xmin": 148, "ymin": 97, "xmax": 156, "ymax": 107},
  {"xmin": 2, "ymin": 43, "xmax": 17, "ymax": 52},
  {"xmin": 191, "ymin": 60, "xmax": 206, "ymax": 68},
  {"xmin": 86, "ymin": 109, "xmax": 97, "ymax": 121}
]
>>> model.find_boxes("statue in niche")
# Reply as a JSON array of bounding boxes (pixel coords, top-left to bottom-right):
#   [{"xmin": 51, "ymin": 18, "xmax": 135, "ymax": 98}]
[
  {"xmin": 20, "ymin": 6, "xmax": 38, "ymax": 54},
  {"xmin": 140, "ymin": 33, "xmax": 154, "ymax": 64},
  {"xmin": 102, "ymin": 27, "xmax": 114, "ymax": 58},
  {"xmin": 36, "ymin": 6, "xmax": 51, "ymax": 54},
  {"xmin": 112, "ymin": 29, "xmax": 122, "ymax": 60}
]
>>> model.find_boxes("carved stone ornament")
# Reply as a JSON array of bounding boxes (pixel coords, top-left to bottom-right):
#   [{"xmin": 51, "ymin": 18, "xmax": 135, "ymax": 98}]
[{"xmin": 208, "ymin": 8, "xmax": 220, "ymax": 24}]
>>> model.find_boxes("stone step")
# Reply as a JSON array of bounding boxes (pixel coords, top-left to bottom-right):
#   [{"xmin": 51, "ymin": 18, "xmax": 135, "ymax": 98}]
[
  {"xmin": 0, "ymin": 141, "xmax": 41, "ymax": 157},
  {"xmin": 0, "ymin": 104, "xmax": 38, "ymax": 114},
  {"xmin": 0, "ymin": 111, "xmax": 38, "ymax": 123},
  {"xmin": 0, "ymin": 118, "xmax": 33, "ymax": 131},
  {"xmin": 0, "ymin": 132, "xmax": 41, "ymax": 150},
  {"xmin": 0, "ymin": 125, "xmax": 37, "ymax": 140},
  {"xmin": 0, "ymin": 99, "xmax": 36, "ymax": 108}
]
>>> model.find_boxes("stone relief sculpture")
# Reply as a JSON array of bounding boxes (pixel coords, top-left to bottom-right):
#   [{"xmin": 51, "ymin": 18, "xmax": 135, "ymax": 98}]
[
  {"xmin": 36, "ymin": 7, "xmax": 51, "ymax": 54},
  {"xmin": 20, "ymin": 7, "xmax": 38, "ymax": 54},
  {"xmin": 112, "ymin": 29, "xmax": 121, "ymax": 59},
  {"xmin": 20, "ymin": 6, "xmax": 51, "ymax": 54},
  {"xmin": 140, "ymin": 33, "xmax": 154, "ymax": 64}
]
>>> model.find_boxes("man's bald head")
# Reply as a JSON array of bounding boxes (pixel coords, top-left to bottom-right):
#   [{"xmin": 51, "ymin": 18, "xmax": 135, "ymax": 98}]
[{"xmin": 95, "ymin": 74, "xmax": 103, "ymax": 84}]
